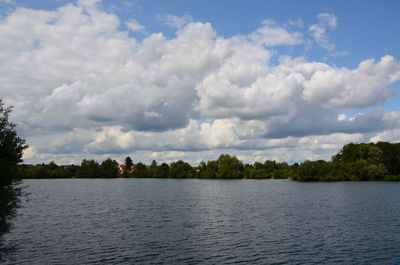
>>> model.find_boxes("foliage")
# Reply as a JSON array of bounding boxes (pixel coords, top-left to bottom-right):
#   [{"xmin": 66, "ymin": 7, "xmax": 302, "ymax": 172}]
[
  {"xmin": 132, "ymin": 162, "xmax": 147, "ymax": 178},
  {"xmin": 216, "ymin": 154, "xmax": 244, "ymax": 179},
  {"xmin": 198, "ymin": 160, "xmax": 218, "ymax": 179},
  {"xmin": 143, "ymin": 161, "xmax": 170, "ymax": 178},
  {"xmin": 100, "ymin": 158, "xmax": 119, "ymax": 178},
  {"xmin": 125, "ymin": 156, "xmax": 133, "ymax": 171},
  {"xmin": 243, "ymin": 160, "xmax": 293, "ymax": 179},
  {"xmin": 15, "ymin": 141, "xmax": 400, "ymax": 182},
  {"xmin": 295, "ymin": 160, "xmax": 349, "ymax": 181},
  {"xmin": 384, "ymin": 174, "xmax": 400, "ymax": 181},
  {"xmin": 20, "ymin": 162, "xmax": 79, "ymax": 179},
  {"xmin": 375, "ymin": 142, "xmax": 400, "ymax": 175},
  {"xmin": 153, "ymin": 162, "xmax": 170, "ymax": 178},
  {"xmin": 169, "ymin": 160, "xmax": 195, "ymax": 178},
  {"xmin": 0, "ymin": 100, "xmax": 28, "ymax": 184},
  {"xmin": 0, "ymin": 100, "xmax": 28, "ymax": 239},
  {"xmin": 76, "ymin": 159, "xmax": 100, "ymax": 178}
]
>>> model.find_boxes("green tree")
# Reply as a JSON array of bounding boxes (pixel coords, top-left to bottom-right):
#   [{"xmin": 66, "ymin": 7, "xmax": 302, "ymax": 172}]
[
  {"xmin": 153, "ymin": 163, "xmax": 170, "ymax": 178},
  {"xmin": 333, "ymin": 143, "xmax": 371, "ymax": 163},
  {"xmin": 0, "ymin": 100, "xmax": 28, "ymax": 239},
  {"xmin": 198, "ymin": 160, "xmax": 218, "ymax": 179},
  {"xmin": 364, "ymin": 163, "xmax": 387, "ymax": 180},
  {"xmin": 368, "ymin": 146, "xmax": 384, "ymax": 165},
  {"xmin": 296, "ymin": 160, "xmax": 320, "ymax": 181},
  {"xmin": 216, "ymin": 154, "xmax": 244, "ymax": 179},
  {"xmin": 100, "ymin": 158, "xmax": 120, "ymax": 178},
  {"xmin": 376, "ymin": 142, "xmax": 400, "ymax": 175},
  {"xmin": 169, "ymin": 160, "xmax": 195, "ymax": 178},
  {"xmin": 132, "ymin": 162, "xmax": 147, "ymax": 178},
  {"xmin": 146, "ymin": 160, "xmax": 158, "ymax": 178},
  {"xmin": 296, "ymin": 160, "xmax": 335, "ymax": 181},
  {"xmin": 77, "ymin": 159, "xmax": 100, "ymax": 178}
]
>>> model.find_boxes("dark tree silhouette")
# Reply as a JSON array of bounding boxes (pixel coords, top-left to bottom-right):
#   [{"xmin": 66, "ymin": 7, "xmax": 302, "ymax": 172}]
[
  {"xmin": 125, "ymin": 156, "xmax": 133, "ymax": 171},
  {"xmin": 0, "ymin": 99, "xmax": 28, "ymax": 255}
]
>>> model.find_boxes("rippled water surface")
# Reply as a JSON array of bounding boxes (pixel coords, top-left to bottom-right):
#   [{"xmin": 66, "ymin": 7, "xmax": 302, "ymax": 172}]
[{"xmin": 2, "ymin": 179, "xmax": 400, "ymax": 264}]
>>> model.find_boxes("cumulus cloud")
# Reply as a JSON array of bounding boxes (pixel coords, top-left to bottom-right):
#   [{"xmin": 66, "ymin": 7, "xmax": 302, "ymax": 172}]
[
  {"xmin": 302, "ymin": 56, "xmax": 399, "ymax": 107},
  {"xmin": 195, "ymin": 55, "xmax": 400, "ymax": 124},
  {"xmin": 84, "ymin": 118, "xmax": 243, "ymax": 154},
  {"xmin": 1, "ymin": 2, "xmax": 399, "ymax": 164}
]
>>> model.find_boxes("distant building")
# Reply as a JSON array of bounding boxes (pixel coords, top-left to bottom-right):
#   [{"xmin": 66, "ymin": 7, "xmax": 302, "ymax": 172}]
[{"xmin": 119, "ymin": 164, "xmax": 134, "ymax": 173}]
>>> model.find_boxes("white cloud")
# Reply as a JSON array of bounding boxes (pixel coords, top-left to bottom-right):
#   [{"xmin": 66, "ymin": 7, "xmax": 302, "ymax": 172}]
[
  {"xmin": 22, "ymin": 146, "xmax": 37, "ymax": 160},
  {"xmin": 84, "ymin": 118, "xmax": 243, "ymax": 153},
  {"xmin": 250, "ymin": 19, "xmax": 303, "ymax": 46},
  {"xmin": 77, "ymin": 0, "xmax": 101, "ymax": 8},
  {"xmin": 309, "ymin": 13, "xmax": 347, "ymax": 56},
  {"xmin": 1, "ymin": 3, "xmax": 399, "ymax": 165},
  {"xmin": 125, "ymin": 19, "xmax": 145, "ymax": 32},
  {"xmin": 157, "ymin": 14, "xmax": 193, "ymax": 29},
  {"xmin": 285, "ymin": 19, "xmax": 304, "ymax": 28},
  {"xmin": 302, "ymin": 56, "xmax": 400, "ymax": 108},
  {"xmin": 370, "ymin": 128, "xmax": 400, "ymax": 143},
  {"xmin": 0, "ymin": 0, "xmax": 13, "ymax": 4}
]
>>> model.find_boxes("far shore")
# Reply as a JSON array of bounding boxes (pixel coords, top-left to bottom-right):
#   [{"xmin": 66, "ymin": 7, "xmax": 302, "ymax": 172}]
[{"xmin": 19, "ymin": 142, "xmax": 400, "ymax": 182}]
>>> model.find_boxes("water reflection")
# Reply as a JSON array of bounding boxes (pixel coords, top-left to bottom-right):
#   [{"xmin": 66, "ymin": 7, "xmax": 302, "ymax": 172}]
[
  {"xmin": 0, "ymin": 181, "xmax": 24, "ymax": 261},
  {"xmin": 3, "ymin": 179, "xmax": 400, "ymax": 264}
]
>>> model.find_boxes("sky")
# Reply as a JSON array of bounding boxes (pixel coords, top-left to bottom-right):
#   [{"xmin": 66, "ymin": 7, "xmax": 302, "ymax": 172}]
[{"xmin": 1, "ymin": 0, "xmax": 400, "ymax": 165}]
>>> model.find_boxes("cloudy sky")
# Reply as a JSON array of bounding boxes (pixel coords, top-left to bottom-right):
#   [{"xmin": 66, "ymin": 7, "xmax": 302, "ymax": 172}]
[{"xmin": 1, "ymin": 0, "xmax": 400, "ymax": 165}]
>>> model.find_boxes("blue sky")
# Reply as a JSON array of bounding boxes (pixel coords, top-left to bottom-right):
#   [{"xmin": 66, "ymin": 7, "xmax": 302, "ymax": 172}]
[
  {"xmin": 7, "ymin": 0, "xmax": 400, "ymax": 62},
  {"xmin": 1, "ymin": 0, "xmax": 399, "ymax": 165}
]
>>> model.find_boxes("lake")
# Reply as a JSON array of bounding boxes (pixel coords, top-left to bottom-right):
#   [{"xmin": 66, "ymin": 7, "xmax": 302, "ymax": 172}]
[{"xmin": 2, "ymin": 179, "xmax": 400, "ymax": 264}]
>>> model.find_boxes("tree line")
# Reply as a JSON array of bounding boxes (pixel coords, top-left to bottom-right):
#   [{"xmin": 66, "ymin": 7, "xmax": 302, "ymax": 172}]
[{"xmin": 19, "ymin": 142, "xmax": 400, "ymax": 181}]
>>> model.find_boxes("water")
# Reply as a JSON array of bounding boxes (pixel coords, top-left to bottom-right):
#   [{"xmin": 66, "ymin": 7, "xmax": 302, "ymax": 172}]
[{"xmin": 2, "ymin": 179, "xmax": 400, "ymax": 264}]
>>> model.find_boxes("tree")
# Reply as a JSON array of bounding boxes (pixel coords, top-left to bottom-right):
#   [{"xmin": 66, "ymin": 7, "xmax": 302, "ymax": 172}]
[
  {"xmin": 169, "ymin": 160, "xmax": 195, "ymax": 178},
  {"xmin": 153, "ymin": 163, "xmax": 170, "ymax": 178},
  {"xmin": 197, "ymin": 160, "xmax": 218, "ymax": 179},
  {"xmin": 216, "ymin": 154, "xmax": 244, "ymax": 179},
  {"xmin": 132, "ymin": 162, "xmax": 147, "ymax": 178},
  {"xmin": 204, "ymin": 160, "xmax": 218, "ymax": 179},
  {"xmin": 146, "ymin": 160, "xmax": 158, "ymax": 178},
  {"xmin": 368, "ymin": 146, "xmax": 384, "ymax": 164},
  {"xmin": 76, "ymin": 159, "xmax": 100, "ymax": 178},
  {"xmin": 363, "ymin": 163, "xmax": 387, "ymax": 180},
  {"xmin": 296, "ymin": 160, "xmax": 336, "ymax": 181},
  {"xmin": 125, "ymin": 156, "xmax": 133, "ymax": 171},
  {"xmin": 100, "ymin": 158, "xmax": 120, "ymax": 178},
  {"xmin": 0, "ymin": 99, "xmax": 28, "ymax": 239},
  {"xmin": 376, "ymin": 142, "xmax": 400, "ymax": 175}
]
